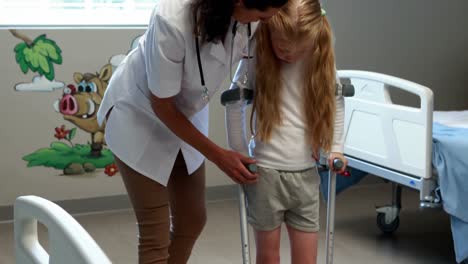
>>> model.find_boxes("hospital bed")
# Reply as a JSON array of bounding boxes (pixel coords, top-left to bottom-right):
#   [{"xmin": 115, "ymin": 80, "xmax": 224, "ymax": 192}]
[
  {"xmin": 14, "ymin": 195, "xmax": 111, "ymax": 264},
  {"xmin": 340, "ymin": 70, "xmax": 468, "ymax": 263},
  {"xmin": 339, "ymin": 70, "xmax": 440, "ymax": 233}
]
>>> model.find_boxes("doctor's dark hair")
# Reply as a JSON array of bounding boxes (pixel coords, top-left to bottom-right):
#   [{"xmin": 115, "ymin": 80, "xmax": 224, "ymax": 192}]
[{"xmin": 191, "ymin": 0, "xmax": 287, "ymax": 43}]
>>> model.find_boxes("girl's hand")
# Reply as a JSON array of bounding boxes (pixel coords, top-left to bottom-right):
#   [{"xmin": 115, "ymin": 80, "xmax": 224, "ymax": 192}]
[
  {"xmin": 328, "ymin": 152, "xmax": 348, "ymax": 174},
  {"xmin": 211, "ymin": 148, "xmax": 259, "ymax": 184}
]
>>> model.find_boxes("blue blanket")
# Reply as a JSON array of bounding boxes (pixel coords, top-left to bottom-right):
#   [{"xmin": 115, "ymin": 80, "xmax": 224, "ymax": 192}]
[{"xmin": 433, "ymin": 123, "xmax": 468, "ymax": 263}]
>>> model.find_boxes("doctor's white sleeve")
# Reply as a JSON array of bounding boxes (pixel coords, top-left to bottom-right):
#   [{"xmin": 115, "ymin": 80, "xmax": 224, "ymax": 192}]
[
  {"xmin": 225, "ymin": 59, "xmax": 252, "ymax": 155},
  {"xmin": 331, "ymin": 76, "xmax": 345, "ymax": 154},
  {"xmin": 145, "ymin": 12, "xmax": 185, "ymax": 98}
]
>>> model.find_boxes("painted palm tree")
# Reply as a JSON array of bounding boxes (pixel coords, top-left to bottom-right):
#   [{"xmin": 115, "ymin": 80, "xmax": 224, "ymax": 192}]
[{"xmin": 10, "ymin": 30, "xmax": 63, "ymax": 81}]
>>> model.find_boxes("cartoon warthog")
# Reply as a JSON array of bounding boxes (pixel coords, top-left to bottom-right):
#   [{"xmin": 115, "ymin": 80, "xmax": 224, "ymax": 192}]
[{"xmin": 54, "ymin": 64, "xmax": 112, "ymax": 158}]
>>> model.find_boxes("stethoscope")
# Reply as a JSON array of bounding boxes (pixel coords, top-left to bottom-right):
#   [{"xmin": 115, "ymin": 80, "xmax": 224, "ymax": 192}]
[
  {"xmin": 195, "ymin": 20, "xmax": 252, "ymax": 102},
  {"xmin": 198, "ymin": 19, "xmax": 257, "ymax": 157},
  {"xmin": 195, "ymin": 18, "xmax": 257, "ymax": 157}
]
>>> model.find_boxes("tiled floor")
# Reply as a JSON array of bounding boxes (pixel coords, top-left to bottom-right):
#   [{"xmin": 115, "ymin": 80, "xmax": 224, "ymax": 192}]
[{"xmin": 0, "ymin": 183, "xmax": 455, "ymax": 263}]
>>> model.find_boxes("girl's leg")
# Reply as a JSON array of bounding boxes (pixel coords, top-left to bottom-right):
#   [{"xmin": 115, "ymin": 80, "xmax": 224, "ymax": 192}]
[
  {"xmin": 167, "ymin": 152, "xmax": 207, "ymax": 264},
  {"xmin": 254, "ymin": 227, "xmax": 282, "ymax": 264},
  {"xmin": 286, "ymin": 225, "xmax": 318, "ymax": 264},
  {"xmin": 115, "ymin": 156, "xmax": 171, "ymax": 264}
]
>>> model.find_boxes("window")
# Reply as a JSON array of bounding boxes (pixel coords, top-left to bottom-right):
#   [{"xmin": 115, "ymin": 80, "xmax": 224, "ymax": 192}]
[{"xmin": 0, "ymin": 0, "xmax": 158, "ymax": 27}]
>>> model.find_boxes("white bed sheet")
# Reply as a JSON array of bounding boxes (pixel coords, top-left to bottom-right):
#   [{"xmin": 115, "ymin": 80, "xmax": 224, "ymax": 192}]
[{"xmin": 433, "ymin": 110, "xmax": 468, "ymax": 128}]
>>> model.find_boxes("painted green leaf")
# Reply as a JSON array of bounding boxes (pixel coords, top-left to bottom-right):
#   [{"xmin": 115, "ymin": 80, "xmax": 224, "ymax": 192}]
[
  {"xmin": 50, "ymin": 142, "xmax": 72, "ymax": 152},
  {"xmin": 73, "ymin": 144, "xmax": 88, "ymax": 153},
  {"xmin": 23, "ymin": 148, "xmax": 49, "ymax": 161},
  {"xmin": 22, "ymin": 145, "xmax": 115, "ymax": 169},
  {"xmin": 45, "ymin": 39, "xmax": 62, "ymax": 64},
  {"xmin": 18, "ymin": 59, "xmax": 29, "ymax": 74},
  {"xmin": 32, "ymin": 34, "xmax": 46, "ymax": 45},
  {"xmin": 44, "ymin": 66, "xmax": 55, "ymax": 81},
  {"xmin": 68, "ymin": 128, "xmax": 77, "ymax": 141},
  {"xmin": 32, "ymin": 148, "xmax": 55, "ymax": 155},
  {"xmin": 14, "ymin": 44, "xmax": 29, "ymax": 73},
  {"xmin": 22, "ymin": 48, "xmax": 31, "ymax": 63},
  {"xmin": 27, "ymin": 159, "xmax": 46, "ymax": 167},
  {"xmin": 38, "ymin": 55, "xmax": 50, "ymax": 74},
  {"xmin": 23, "ymin": 48, "xmax": 40, "ymax": 70},
  {"xmin": 14, "ymin": 35, "xmax": 62, "ymax": 80},
  {"xmin": 14, "ymin": 43, "xmax": 26, "ymax": 62},
  {"xmin": 23, "ymin": 148, "xmax": 56, "ymax": 167},
  {"xmin": 30, "ymin": 54, "xmax": 40, "ymax": 69},
  {"xmin": 36, "ymin": 38, "xmax": 62, "ymax": 64},
  {"xmin": 15, "ymin": 51, "xmax": 23, "ymax": 64},
  {"xmin": 14, "ymin": 42, "xmax": 27, "ymax": 53}
]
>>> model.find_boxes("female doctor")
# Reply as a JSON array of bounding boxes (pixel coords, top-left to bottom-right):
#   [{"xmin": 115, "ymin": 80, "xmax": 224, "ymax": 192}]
[{"xmin": 96, "ymin": 0, "xmax": 287, "ymax": 263}]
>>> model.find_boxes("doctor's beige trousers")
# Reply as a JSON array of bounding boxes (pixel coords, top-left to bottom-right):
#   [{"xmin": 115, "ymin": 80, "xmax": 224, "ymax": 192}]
[{"xmin": 115, "ymin": 152, "xmax": 207, "ymax": 264}]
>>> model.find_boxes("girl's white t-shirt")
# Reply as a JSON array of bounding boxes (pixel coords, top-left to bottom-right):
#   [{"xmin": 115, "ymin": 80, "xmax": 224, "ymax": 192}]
[
  {"xmin": 254, "ymin": 59, "xmax": 345, "ymax": 171},
  {"xmin": 225, "ymin": 56, "xmax": 345, "ymax": 171}
]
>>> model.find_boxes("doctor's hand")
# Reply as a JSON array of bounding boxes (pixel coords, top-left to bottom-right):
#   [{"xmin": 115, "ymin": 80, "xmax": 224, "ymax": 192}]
[
  {"xmin": 210, "ymin": 149, "xmax": 258, "ymax": 184},
  {"xmin": 328, "ymin": 152, "xmax": 348, "ymax": 174}
]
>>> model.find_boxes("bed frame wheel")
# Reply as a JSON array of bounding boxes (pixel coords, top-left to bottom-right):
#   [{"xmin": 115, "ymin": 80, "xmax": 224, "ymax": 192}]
[
  {"xmin": 375, "ymin": 183, "xmax": 402, "ymax": 234},
  {"xmin": 376, "ymin": 211, "xmax": 400, "ymax": 234}
]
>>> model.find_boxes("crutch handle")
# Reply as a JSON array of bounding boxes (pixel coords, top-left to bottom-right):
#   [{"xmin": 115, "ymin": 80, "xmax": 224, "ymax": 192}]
[
  {"xmin": 332, "ymin": 158, "xmax": 351, "ymax": 177},
  {"xmin": 332, "ymin": 158, "xmax": 344, "ymax": 170},
  {"xmin": 244, "ymin": 163, "xmax": 257, "ymax": 173}
]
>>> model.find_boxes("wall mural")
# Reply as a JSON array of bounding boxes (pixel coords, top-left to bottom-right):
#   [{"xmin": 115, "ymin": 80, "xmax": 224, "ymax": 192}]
[
  {"xmin": 10, "ymin": 30, "xmax": 65, "ymax": 92},
  {"xmin": 11, "ymin": 29, "xmax": 142, "ymax": 177}
]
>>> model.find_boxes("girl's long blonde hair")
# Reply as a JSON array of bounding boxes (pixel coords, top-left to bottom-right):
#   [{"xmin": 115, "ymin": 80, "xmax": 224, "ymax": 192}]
[{"xmin": 253, "ymin": 0, "xmax": 336, "ymax": 152}]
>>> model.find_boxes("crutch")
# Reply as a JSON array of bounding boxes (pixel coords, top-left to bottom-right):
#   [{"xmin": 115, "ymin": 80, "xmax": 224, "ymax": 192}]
[
  {"xmin": 221, "ymin": 85, "xmax": 255, "ymax": 264},
  {"xmin": 322, "ymin": 157, "xmax": 344, "ymax": 264},
  {"xmin": 323, "ymin": 81, "xmax": 354, "ymax": 264},
  {"xmin": 238, "ymin": 140, "xmax": 257, "ymax": 264},
  {"xmin": 238, "ymin": 183, "xmax": 252, "ymax": 264}
]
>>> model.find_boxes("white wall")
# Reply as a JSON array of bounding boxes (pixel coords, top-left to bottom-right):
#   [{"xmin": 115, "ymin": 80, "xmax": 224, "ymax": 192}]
[{"xmin": 328, "ymin": 0, "xmax": 468, "ymax": 110}]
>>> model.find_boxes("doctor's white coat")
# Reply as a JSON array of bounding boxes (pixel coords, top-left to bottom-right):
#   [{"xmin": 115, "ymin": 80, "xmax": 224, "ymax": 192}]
[{"xmin": 97, "ymin": 0, "xmax": 253, "ymax": 185}]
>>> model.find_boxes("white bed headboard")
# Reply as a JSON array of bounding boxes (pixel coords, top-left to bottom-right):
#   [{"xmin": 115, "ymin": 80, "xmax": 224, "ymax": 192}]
[{"xmin": 338, "ymin": 70, "xmax": 434, "ymax": 180}]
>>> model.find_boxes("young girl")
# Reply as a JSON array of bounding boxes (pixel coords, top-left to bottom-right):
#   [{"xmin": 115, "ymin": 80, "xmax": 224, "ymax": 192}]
[{"xmin": 226, "ymin": 0, "xmax": 347, "ymax": 263}]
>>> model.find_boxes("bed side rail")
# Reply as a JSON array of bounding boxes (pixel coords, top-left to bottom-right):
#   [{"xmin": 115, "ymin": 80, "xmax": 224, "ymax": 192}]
[{"xmin": 338, "ymin": 70, "xmax": 434, "ymax": 181}]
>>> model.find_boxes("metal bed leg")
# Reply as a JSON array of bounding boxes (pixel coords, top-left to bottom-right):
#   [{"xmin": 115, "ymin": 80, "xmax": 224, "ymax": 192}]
[
  {"xmin": 238, "ymin": 184, "xmax": 251, "ymax": 264},
  {"xmin": 325, "ymin": 169, "xmax": 337, "ymax": 264},
  {"xmin": 376, "ymin": 183, "xmax": 401, "ymax": 234},
  {"xmin": 393, "ymin": 183, "xmax": 402, "ymax": 209}
]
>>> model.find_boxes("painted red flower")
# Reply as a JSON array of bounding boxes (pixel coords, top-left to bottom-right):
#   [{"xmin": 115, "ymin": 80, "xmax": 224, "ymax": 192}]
[
  {"xmin": 54, "ymin": 125, "xmax": 70, "ymax": 140},
  {"xmin": 105, "ymin": 163, "xmax": 119, "ymax": 176}
]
